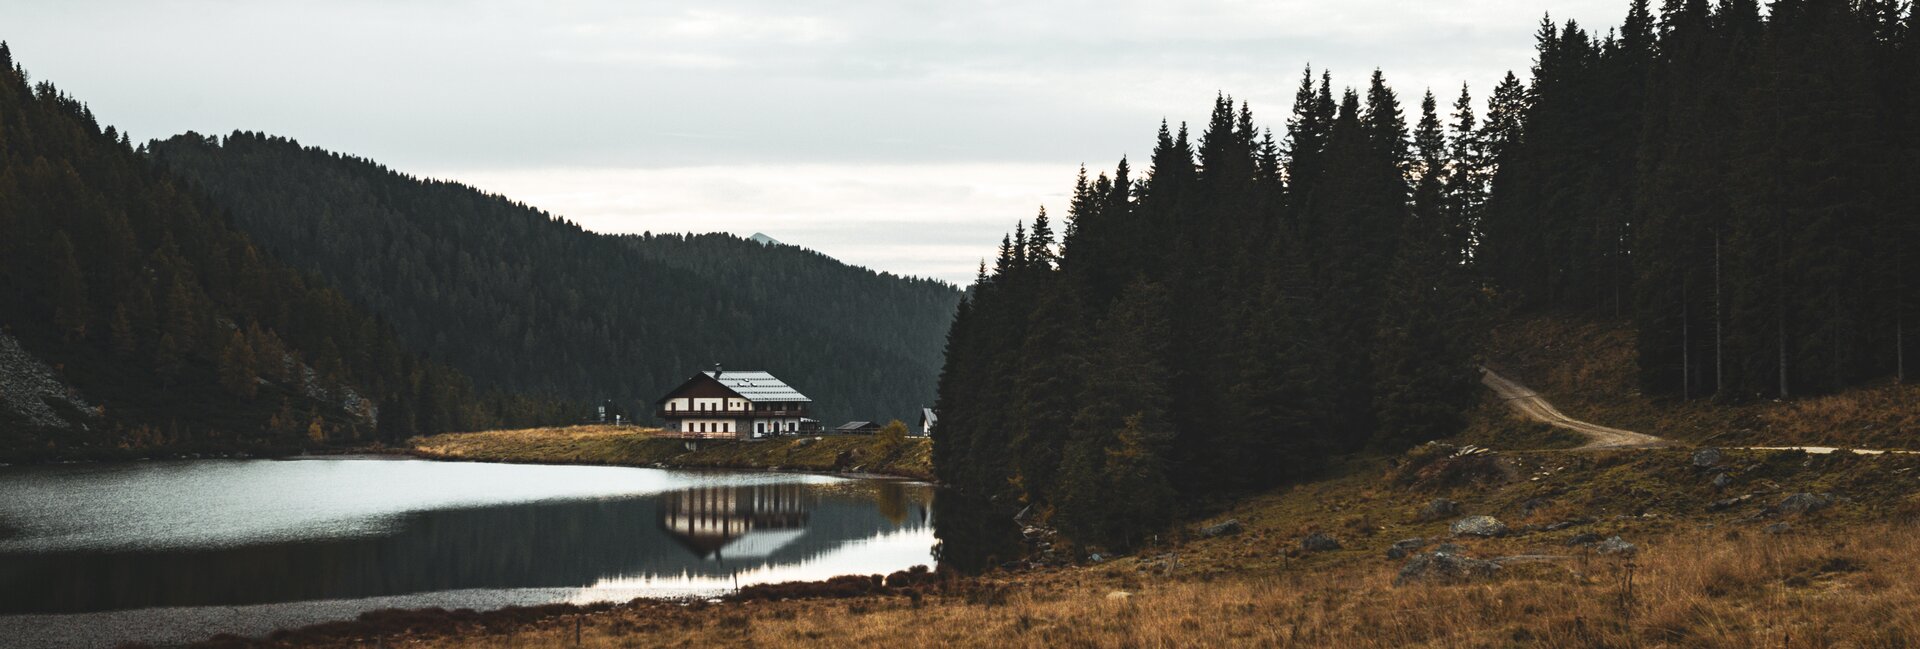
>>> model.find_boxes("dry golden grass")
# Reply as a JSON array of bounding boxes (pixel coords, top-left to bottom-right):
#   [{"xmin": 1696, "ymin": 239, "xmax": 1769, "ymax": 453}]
[{"xmin": 409, "ymin": 425, "xmax": 934, "ymax": 479}]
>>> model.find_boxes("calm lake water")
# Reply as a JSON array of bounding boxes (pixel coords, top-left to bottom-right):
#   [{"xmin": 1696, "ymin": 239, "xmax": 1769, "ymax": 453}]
[{"xmin": 0, "ymin": 457, "xmax": 935, "ymax": 648}]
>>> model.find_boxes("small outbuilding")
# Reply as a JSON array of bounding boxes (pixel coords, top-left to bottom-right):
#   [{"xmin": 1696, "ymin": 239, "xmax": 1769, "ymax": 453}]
[{"xmin": 834, "ymin": 421, "xmax": 881, "ymax": 435}]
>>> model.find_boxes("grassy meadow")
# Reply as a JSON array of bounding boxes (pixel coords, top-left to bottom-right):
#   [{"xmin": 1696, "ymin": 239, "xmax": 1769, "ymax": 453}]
[{"xmin": 408, "ymin": 425, "xmax": 933, "ymax": 480}]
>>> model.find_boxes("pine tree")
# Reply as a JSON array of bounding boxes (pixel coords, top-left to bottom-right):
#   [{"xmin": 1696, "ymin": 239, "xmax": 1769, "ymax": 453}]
[
  {"xmin": 1411, "ymin": 90, "xmax": 1449, "ymax": 223},
  {"xmin": 49, "ymin": 232, "xmax": 89, "ymax": 341},
  {"xmin": 219, "ymin": 330, "xmax": 258, "ymax": 399},
  {"xmin": 1441, "ymin": 83, "xmax": 1487, "ymax": 266}
]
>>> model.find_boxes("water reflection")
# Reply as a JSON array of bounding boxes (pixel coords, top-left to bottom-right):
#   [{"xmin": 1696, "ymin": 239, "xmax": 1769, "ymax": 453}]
[
  {"xmin": 659, "ymin": 484, "xmax": 813, "ymax": 560},
  {"xmin": 930, "ymin": 487, "xmax": 1023, "ymax": 574},
  {"xmin": 0, "ymin": 460, "xmax": 934, "ymax": 616}
]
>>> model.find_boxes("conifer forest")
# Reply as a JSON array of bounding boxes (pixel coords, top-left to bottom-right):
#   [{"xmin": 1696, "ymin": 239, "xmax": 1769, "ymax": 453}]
[{"xmin": 934, "ymin": 0, "xmax": 1919, "ymax": 551}]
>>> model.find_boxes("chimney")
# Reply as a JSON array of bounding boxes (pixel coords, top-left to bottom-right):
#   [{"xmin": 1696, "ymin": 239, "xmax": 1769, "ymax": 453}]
[{"xmin": 713, "ymin": 363, "xmax": 723, "ymax": 377}]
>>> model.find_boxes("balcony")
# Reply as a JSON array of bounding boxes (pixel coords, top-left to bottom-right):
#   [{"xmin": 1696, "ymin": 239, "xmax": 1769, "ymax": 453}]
[{"xmin": 658, "ymin": 408, "xmax": 810, "ymax": 419}]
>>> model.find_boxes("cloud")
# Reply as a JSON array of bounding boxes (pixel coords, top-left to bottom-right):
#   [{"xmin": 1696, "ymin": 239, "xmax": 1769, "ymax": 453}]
[
  {"xmin": 4, "ymin": 0, "xmax": 1632, "ymax": 280},
  {"xmin": 429, "ymin": 163, "xmax": 1080, "ymax": 284}
]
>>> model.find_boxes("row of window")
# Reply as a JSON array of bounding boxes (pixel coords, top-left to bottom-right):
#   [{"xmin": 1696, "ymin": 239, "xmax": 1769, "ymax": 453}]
[{"xmin": 667, "ymin": 401, "xmax": 804, "ymax": 412}]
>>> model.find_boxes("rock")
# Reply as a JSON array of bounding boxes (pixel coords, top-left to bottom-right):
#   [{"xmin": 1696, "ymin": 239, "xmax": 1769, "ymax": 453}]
[
  {"xmin": 1450, "ymin": 515, "xmax": 1509, "ymax": 538},
  {"xmin": 1692, "ymin": 447, "xmax": 1724, "ymax": 468},
  {"xmin": 1385, "ymin": 538, "xmax": 1428, "ymax": 560},
  {"xmin": 1198, "ymin": 519, "xmax": 1244, "ymax": 538},
  {"xmin": 1708, "ymin": 494, "xmax": 1753, "ymax": 512},
  {"xmin": 1417, "ymin": 498, "xmax": 1461, "ymax": 522},
  {"xmin": 1394, "ymin": 551, "xmax": 1503, "ymax": 586},
  {"xmin": 1775, "ymin": 493, "xmax": 1835, "ymax": 515},
  {"xmin": 1711, "ymin": 473, "xmax": 1733, "ymax": 489},
  {"xmin": 1300, "ymin": 532, "xmax": 1342, "ymax": 553},
  {"xmin": 1521, "ymin": 497, "xmax": 1552, "ymax": 517},
  {"xmin": 1432, "ymin": 542, "xmax": 1466, "ymax": 555},
  {"xmin": 1593, "ymin": 536, "xmax": 1638, "ymax": 556},
  {"xmin": 1106, "ymin": 591, "xmax": 1132, "ymax": 601},
  {"xmin": 1087, "ymin": 553, "xmax": 1105, "ymax": 563},
  {"xmin": 1765, "ymin": 522, "xmax": 1792, "ymax": 535},
  {"xmin": 1565, "ymin": 532, "xmax": 1604, "ymax": 546}
]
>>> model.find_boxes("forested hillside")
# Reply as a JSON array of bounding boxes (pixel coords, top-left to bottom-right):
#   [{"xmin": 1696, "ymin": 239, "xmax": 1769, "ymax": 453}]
[
  {"xmin": 935, "ymin": 0, "xmax": 1917, "ymax": 553},
  {"xmin": 149, "ymin": 133, "xmax": 961, "ymax": 424},
  {"xmin": 0, "ymin": 46, "xmax": 552, "ymax": 460},
  {"xmin": 1480, "ymin": 0, "xmax": 1918, "ymax": 402}
]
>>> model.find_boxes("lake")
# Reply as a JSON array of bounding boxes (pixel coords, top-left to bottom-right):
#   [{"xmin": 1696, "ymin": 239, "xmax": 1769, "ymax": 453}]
[{"xmin": 0, "ymin": 457, "xmax": 935, "ymax": 648}]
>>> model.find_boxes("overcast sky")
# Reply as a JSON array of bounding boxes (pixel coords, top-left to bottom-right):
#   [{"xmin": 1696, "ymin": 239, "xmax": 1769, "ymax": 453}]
[{"xmin": 7, "ymin": 0, "xmax": 1627, "ymax": 284}]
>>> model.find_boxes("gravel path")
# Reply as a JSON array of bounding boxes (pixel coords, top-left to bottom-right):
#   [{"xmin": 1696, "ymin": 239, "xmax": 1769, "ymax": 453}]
[{"xmin": 1479, "ymin": 366, "xmax": 1669, "ymax": 449}]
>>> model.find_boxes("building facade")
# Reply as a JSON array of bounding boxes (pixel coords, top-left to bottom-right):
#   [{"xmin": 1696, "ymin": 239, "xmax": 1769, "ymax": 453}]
[{"xmin": 656, "ymin": 368, "xmax": 814, "ymax": 440}]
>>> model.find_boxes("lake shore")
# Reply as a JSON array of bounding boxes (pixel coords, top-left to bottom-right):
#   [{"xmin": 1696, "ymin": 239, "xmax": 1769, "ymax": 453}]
[
  {"xmin": 406, "ymin": 425, "xmax": 935, "ymax": 481},
  {"xmin": 218, "ymin": 445, "xmax": 1920, "ymax": 648}
]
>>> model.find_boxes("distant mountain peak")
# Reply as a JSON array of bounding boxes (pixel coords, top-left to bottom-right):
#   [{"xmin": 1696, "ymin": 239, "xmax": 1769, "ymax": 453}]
[{"xmin": 749, "ymin": 232, "xmax": 782, "ymax": 246}]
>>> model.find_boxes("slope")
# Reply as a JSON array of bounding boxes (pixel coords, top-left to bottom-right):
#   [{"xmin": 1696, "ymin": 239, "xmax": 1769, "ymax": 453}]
[
  {"xmin": 147, "ymin": 132, "xmax": 961, "ymax": 423},
  {"xmin": 0, "ymin": 45, "xmax": 522, "ymax": 460}
]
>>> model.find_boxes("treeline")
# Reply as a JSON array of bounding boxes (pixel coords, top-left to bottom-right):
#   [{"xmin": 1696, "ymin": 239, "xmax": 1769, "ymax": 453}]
[
  {"xmin": 0, "ymin": 45, "xmax": 565, "ymax": 458},
  {"xmin": 149, "ymin": 133, "xmax": 961, "ymax": 424},
  {"xmin": 937, "ymin": 71, "xmax": 1492, "ymax": 548},
  {"xmin": 1479, "ymin": 0, "xmax": 1919, "ymax": 400}
]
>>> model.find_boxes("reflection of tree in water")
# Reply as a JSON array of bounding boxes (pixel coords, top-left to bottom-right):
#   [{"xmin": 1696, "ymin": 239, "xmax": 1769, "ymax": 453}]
[
  {"xmin": 657, "ymin": 484, "xmax": 813, "ymax": 560},
  {"xmin": 931, "ymin": 488, "xmax": 1022, "ymax": 575},
  {"xmin": 874, "ymin": 481, "xmax": 910, "ymax": 524}
]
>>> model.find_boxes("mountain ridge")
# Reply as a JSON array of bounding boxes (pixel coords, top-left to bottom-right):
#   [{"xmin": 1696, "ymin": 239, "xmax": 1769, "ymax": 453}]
[{"xmin": 148, "ymin": 131, "xmax": 961, "ymax": 424}]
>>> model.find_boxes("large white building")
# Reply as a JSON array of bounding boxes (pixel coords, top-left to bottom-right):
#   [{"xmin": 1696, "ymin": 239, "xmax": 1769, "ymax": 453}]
[{"xmin": 656, "ymin": 368, "xmax": 815, "ymax": 440}]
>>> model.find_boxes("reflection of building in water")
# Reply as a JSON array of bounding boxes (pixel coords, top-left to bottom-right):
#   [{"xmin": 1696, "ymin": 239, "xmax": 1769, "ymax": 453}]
[{"xmin": 657, "ymin": 485, "xmax": 813, "ymax": 561}]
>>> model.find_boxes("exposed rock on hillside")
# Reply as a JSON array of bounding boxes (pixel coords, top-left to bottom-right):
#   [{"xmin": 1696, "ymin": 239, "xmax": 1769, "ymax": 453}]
[{"xmin": 0, "ymin": 331, "xmax": 93, "ymax": 430}]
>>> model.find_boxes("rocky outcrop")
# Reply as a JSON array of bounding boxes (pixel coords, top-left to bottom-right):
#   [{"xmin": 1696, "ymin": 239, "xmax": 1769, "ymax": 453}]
[
  {"xmin": 1198, "ymin": 519, "xmax": 1244, "ymax": 538},
  {"xmin": 0, "ymin": 331, "xmax": 93, "ymax": 429},
  {"xmin": 1450, "ymin": 515, "xmax": 1509, "ymax": 538},
  {"xmin": 1386, "ymin": 538, "xmax": 1428, "ymax": 559},
  {"xmin": 1395, "ymin": 550, "xmax": 1503, "ymax": 586},
  {"xmin": 1416, "ymin": 498, "xmax": 1461, "ymax": 522},
  {"xmin": 1692, "ymin": 447, "xmax": 1724, "ymax": 468},
  {"xmin": 1300, "ymin": 532, "xmax": 1341, "ymax": 553},
  {"xmin": 1774, "ymin": 493, "xmax": 1836, "ymax": 515}
]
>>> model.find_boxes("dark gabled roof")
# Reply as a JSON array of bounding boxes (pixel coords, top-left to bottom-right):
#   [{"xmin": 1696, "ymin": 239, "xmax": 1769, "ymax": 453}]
[
  {"xmin": 657, "ymin": 370, "xmax": 811, "ymax": 404},
  {"xmin": 835, "ymin": 421, "xmax": 875, "ymax": 431}
]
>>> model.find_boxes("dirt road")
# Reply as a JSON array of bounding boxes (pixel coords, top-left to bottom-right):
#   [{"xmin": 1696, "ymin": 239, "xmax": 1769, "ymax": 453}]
[{"xmin": 1479, "ymin": 366, "xmax": 1670, "ymax": 449}]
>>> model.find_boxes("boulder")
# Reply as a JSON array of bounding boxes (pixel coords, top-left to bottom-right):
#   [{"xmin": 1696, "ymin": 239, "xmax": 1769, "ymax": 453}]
[
  {"xmin": 1708, "ymin": 494, "xmax": 1753, "ymax": 512},
  {"xmin": 1300, "ymin": 532, "xmax": 1342, "ymax": 553},
  {"xmin": 1450, "ymin": 515, "xmax": 1509, "ymax": 538},
  {"xmin": 1394, "ymin": 551, "xmax": 1503, "ymax": 586},
  {"xmin": 1775, "ymin": 493, "xmax": 1835, "ymax": 515},
  {"xmin": 1593, "ymin": 536, "xmax": 1638, "ymax": 556},
  {"xmin": 1692, "ymin": 447, "xmax": 1724, "ymax": 468},
  {"xmin": 1385, "ymin": 537, "xmax": 1428, "ymax": 560},
  {"xmin": 1520, "ymin": 497, "xmax": 1551, "ymax": 517},
  {"xmin": 1417, "ymin": 498, "xmax": 1461, "ymax": 522},
  {"xmin": 1565, "ymin": 532, "xmax": 1604, "ymax": 546},
  {"xmin": 1711, "ymin": 473, "xmax": 1733, "ymax": 489},
  {"xmin": 1432, "ymin": 542, "xmax": 1466, "ymax": 555},
  {"xmin": 1198, "ymin": 519, "xmax": 1243, "ymax": 538}
]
